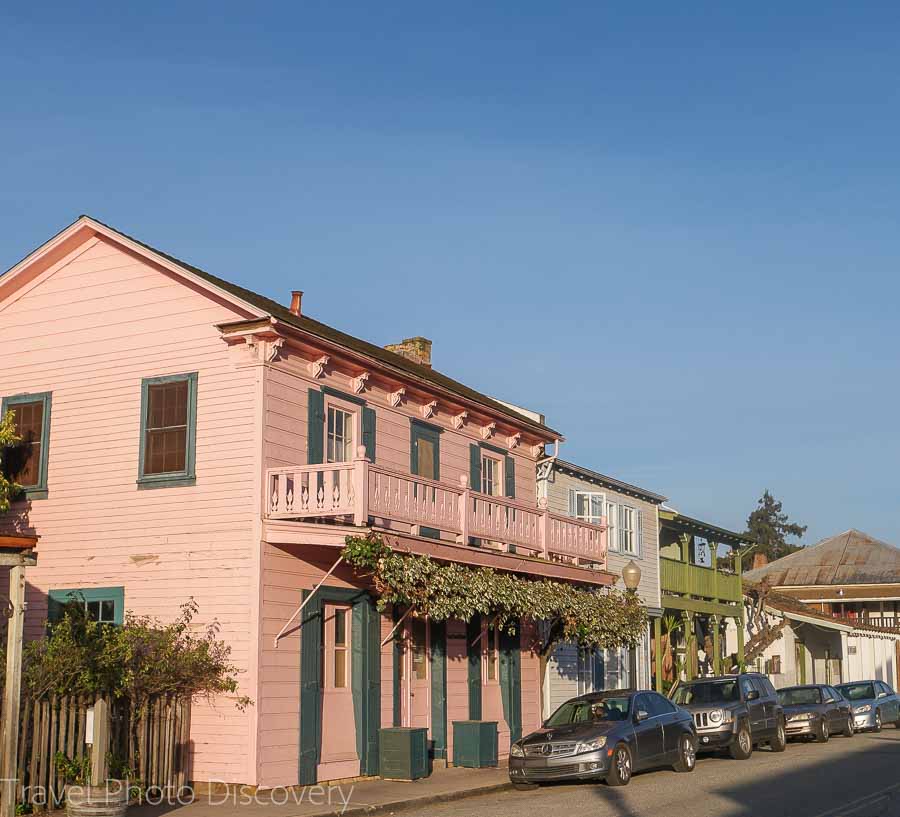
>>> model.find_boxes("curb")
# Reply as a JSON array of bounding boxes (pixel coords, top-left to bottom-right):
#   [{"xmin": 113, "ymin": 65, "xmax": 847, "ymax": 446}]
[{"xmin": 319, "ymin": 780, "xmax": 515, "ymax": 816}]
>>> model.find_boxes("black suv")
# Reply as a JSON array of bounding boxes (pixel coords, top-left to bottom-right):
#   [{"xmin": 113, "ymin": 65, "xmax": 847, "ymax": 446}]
[{"xmin": 670, "ymin": 673, "xmax": 786, "ymax": 759}]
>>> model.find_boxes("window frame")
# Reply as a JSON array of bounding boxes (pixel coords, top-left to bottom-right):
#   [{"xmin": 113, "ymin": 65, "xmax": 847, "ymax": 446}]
[
  {"xmin": 482, "ymin": 623, "xmax": 500, "ymax": 684},
  {"xmin": 137, "ymin": 372, "xmax": 198, "ymax": 489},
  {"xmin": 2, "ymin": 391, "xmax": 52, "ymax": 499},
  {"xmin": 48, "ymin": 586, "xmax": 125, "ymax": 626},
  {"xmin": 480, "ymin": 451, "xmax": 503, "ymax": 497},
  {"xmin": 619, "ymin": 504, "xmax": 638, "ymax": 555},
  {"xmin": 323, "ymin": 393, "xmax": 361, "ymax": 464},
  {"xmin": 572, "ymin": 490, "xmax": 606, "ymax": 526}
]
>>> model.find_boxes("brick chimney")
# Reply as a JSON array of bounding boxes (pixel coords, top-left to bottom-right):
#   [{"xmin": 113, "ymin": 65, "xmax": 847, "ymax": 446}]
[
  {"xmin": 385, "ymin": 337, "xmax": 432, "ymax": 368},
  {"xmin": 752, "ymin": 552, "xmax": 769, "ymax": 571},
  {"xmin": 289, "ymin": 290, "xmax": 303, "ymax": 316}
]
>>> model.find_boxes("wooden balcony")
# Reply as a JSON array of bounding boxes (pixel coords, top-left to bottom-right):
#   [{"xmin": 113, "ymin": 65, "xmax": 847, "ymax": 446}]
[
  {"xmin": 266, "ymin": 451, "xmax": 607, "ymax": 570},
  {"xmin": 660, "ymin": 557, "xmax": 742, "ymax": 604}
]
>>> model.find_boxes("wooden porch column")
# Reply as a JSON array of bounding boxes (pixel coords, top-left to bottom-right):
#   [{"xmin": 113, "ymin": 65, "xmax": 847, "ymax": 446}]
[
  {"xmin": 710, "ymin": 615, "xmax": 721, "ymax": 676},
  {"xmin": 1, "ymin": 563, "xmax": 26, "ymax": 817},
  {"xmin": 736, "ymin": 613, "xmax": 745, "ymax": 668},
  {"xmin": 654, "ymin": 616, "xmax": 663, "ymax": 692},
  {"xmin": 682, "ymin": 611, "xmax": 695, "ymax": 681}
]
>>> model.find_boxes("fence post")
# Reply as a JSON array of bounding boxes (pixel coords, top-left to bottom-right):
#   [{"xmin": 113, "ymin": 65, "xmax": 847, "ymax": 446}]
[
  {"xmin": 1, "ymin": 563, "xmax": 26, "ymax": 817},
  {"xmin": 90, "ymin": 698, "xmax": 110, "ymax": 785},
  {"xmin": 538, "ymin": 497, "xmax": 550, "ymax": 559}
]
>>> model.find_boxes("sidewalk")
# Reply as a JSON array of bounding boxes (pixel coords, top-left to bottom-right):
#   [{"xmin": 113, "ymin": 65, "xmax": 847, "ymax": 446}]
[{"xmin": 130, "ymin": 765, "xmax": 513, "ymax": 817}]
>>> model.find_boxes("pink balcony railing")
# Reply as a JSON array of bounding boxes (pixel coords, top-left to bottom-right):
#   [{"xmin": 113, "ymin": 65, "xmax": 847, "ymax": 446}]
[{"xmin": 266, "ymin": 448, "xmax": 607, "ymax": 569}]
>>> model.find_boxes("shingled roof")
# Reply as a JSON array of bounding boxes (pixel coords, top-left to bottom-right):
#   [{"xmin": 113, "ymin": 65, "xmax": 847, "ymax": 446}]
[{"xmin": 744, "ymin": 529, "xmax": 900, "ymax": 587}]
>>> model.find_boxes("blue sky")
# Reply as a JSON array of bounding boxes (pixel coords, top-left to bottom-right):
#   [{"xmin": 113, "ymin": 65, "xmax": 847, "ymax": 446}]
[{"xmin": 2, "ymin": 2, "xmax": 899, "ymax": 545}]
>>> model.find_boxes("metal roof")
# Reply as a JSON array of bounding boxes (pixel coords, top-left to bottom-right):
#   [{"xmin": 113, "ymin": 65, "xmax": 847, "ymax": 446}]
[{"xmin": 744, "ymin": 529, "xmax": 900, "ymax": 587}]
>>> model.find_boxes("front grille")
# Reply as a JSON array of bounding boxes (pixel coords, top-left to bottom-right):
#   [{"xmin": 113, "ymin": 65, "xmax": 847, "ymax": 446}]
[
  {"xmin": 694, "ymin": 712, "xmax": 709, "ymax": 728},
  {"xmin": 523, "ymin": 764, "xmax": 581, "ymax": 779},
  {"xmin": 524, "ymin": 741, "xmax": 578, "ymax": 758}
]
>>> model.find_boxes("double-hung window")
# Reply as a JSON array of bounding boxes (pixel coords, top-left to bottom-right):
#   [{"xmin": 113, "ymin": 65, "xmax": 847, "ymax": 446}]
[
  {"xmin": 573, "ymin": 491, "xmax": 605, "ymax": 525},
  {"xmin": 619, "ymin": 505, "xmax": 638, "ymax": 555},
  {"xmin": 2, "ymin": 391, "xmax": 52, "ymax": 498},
  {"xmin": 138, "ymin": 373, "xmax": 197, "ymax": 488},
  {"xmin": 327, "ymin": 405, "xmax": 355, "ymax": 463},
  {"xmin": 481, "ymin": 454, "xmax": 502, "ymax": 497}
]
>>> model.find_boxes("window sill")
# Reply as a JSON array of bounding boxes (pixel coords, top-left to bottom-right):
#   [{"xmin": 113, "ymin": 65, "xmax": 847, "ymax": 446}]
[
  {"xmin": 9, "ymin": 487, "xmax": 48, "ymax": 502},
  {"xmin": 136, "ymin": 474, "xmax": 196, "ymax": 490}
]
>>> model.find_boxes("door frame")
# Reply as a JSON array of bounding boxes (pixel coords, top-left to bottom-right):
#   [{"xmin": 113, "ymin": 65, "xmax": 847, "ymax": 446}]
[{"xmin": 299, "ymin": 586, "xmax": 380, "ymax": 785}]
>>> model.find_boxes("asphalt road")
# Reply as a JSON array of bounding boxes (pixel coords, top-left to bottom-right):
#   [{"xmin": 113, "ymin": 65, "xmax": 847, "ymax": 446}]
[{"xmin": 410, "ymin": 728, "xmax": 900, "ymax": 817}]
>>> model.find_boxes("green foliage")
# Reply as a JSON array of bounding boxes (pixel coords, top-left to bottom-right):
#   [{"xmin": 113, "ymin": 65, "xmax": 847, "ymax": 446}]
[
  {"xmin": 0, "ymin": 409, "xmax": 21, "ymax": 513},
  {"xmin": 54, "ymin": 753, "xmax": 91, "ymax": 786},
  {"xmin": 342, "ymin": 533, "xmax": 648, "ymax": 651},
  {"xmin": 21, "ymin": 598, "xmax": 251, "ymax": 709},
  {"xmin": 745, "ymin": 490, "xmax": 807, "ymax": 562}
]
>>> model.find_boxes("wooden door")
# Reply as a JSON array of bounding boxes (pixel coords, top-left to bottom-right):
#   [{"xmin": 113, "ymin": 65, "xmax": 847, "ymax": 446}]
[
  {"xmin": 401, "ymin": 618, "xmax": 431, "ymax": 730},
  {"xmin": 318, "ymin": 604, "xmax": 360, "ymax": 780}
]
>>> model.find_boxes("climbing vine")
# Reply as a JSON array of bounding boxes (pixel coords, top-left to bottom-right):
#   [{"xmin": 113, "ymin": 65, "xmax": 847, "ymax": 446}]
[{"xmin": 341, "ymin": 533, "xmax": 647, "ymax": 652}]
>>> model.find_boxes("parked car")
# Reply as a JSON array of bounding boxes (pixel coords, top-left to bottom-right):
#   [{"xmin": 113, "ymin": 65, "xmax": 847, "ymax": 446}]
[
  {"xmin": 835, "ymin": 680, "xmax": 900, "ymax": 732},
  {"xmin": 670, "ymin": 672, "xmax": 786, "ymax": 759},
  {"xmin": 508, "ymin": 690, "xmax": 698, "ymax": 788},
  {"xmin": 776, "ymin": 684, "xmax": 854, "ymax": 742}
]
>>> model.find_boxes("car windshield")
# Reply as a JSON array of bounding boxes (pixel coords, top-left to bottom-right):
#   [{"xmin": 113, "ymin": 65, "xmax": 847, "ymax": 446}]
[
  {"xmin": 778, "ymin": 687, "xmax": 822, "ymax": 706},
  {"xmin": 545, "ymin": 696, "xmax": 631, "ymax": 726},
  {"xmin": 673, "ymin": 681, "xmax": 740, "ymax": 705},
  {"xmin": 837, "ymin": 683, "xmax": 875, "ymax": 701}
]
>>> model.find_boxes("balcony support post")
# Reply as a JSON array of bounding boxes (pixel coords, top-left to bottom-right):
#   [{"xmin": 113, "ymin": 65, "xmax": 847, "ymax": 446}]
[
  {"xmin": 353, "ymin": 446, "xmax": 370, "ymax": 527},
  {"xmin": 710, "ymin": 614, "xmax": 721, "ymax": 675},
  {"xmin": 457, "ymin": 474, "xmax": 470, "ymax": 546},
  {"xmin": 538, "ymin": 497, "xmax": 550, "ymax": 559}
]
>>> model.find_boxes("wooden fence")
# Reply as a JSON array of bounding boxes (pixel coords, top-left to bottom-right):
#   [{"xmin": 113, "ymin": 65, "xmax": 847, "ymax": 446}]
[{"xmin": 0, "ymin": 693, "xmax": 191, "ymax": 810}]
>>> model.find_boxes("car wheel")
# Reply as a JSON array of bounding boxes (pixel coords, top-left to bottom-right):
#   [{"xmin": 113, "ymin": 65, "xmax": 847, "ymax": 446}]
[
  {"xmin": 815, "ymin": 719, "xmax": 829, "ymax": 743},
  {"xmin": 729, "ymin": 723, "xmax": 753, "ymax": 760},
  {"xmin": 843, "ymin": 716, "xmax": 854, "ymax": 737},
  {"xmin": 873, "ymin": 710, "xmax": 882, "ymax": 733},
  {"xmin": 770, "ymin": 721, "xmax": 787, "ymax": 752},
  {"xmin": 673, "ymin": 734, "xmax": 696, "ymax": 773},
  {"xmin": 511, "ymin": 780, "xmax": 540, "ymax": 791},
  {"xmin": 606, "ymin": 744, "xmax": 632, "ymax": 787}
]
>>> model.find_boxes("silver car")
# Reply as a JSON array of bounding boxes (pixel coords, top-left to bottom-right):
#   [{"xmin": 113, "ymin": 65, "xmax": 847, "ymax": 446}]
[{"xmin": 836, "ymin": 680, "xmax": 900, "ymax": 732}]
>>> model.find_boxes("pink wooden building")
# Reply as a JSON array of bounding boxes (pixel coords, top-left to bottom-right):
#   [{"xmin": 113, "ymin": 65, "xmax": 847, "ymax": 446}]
[{"xmin": 0, "ymin": 217, "xmax": 612, "ymax": 788}]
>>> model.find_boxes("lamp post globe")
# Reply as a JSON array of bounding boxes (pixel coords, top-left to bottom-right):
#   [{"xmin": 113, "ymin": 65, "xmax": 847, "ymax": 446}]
[{"xmin": 623, "ymin": 560, "xmax": 642, "ymax": 593}]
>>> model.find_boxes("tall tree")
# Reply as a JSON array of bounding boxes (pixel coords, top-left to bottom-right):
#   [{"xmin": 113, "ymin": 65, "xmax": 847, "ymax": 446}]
[{"xmin": 745, "ymin": 490, "xmax": 807, "ymax": 562}]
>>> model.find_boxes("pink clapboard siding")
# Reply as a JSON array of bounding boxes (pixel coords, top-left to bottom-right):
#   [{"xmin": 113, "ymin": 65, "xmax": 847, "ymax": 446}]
[{"xmin": 0, "ymin": 237, "xmax": 262, "ymax": 785}]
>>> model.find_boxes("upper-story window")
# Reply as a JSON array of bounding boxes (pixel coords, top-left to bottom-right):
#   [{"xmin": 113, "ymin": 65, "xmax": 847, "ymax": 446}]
[
  {"xmin": 573, "ymin": 490, "xmax": 605, "ymax": 525},
  {"xmin": 138, "ymin": 373, "xmax": 197, "ymax": 488},
  {"xmin": 617, "ymin": 505, "xmax": 643, "ymax": 556},
  {"xmin": 327, "ymin": 406, "xmax": 355, "ymax": 463},
  {"xmin": 481, "ymin": 453, "xmax": 503, "ymax": 496},
  {"xmin": 1, "ymin": 391, "xmax": 52, "ymax": 498}
]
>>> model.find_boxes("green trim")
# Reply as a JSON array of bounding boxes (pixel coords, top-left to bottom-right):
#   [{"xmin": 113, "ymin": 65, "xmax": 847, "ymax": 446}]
[
  {"xmin": 411, "ymin": 420, "xmax": 441, "ymax": 538},
  {"xmin": 499, "ymin": 622, "xmax": 522, "ymax": 744},
  {"xmin": 362, "ymin": 406, "xmax": 376, "ymax": 462},
  {"xmin": 430, "ymin": 620, "xmax": 448, "ymax": 759},
  {"xmin": 392, "ymin": 607, "xmax": 402, "ymax": 727},
  {"xmin": 307, "ymin": 389, "xmax": 325, "ymax": 465},
  {"xmin": 466, "ymin": 616, "xmax": 482, "ymax": 720},
  {"xmin": 2, "ymin": 391, "xmax": 52, "ymax": 498},
  {"xmin": 410, "ymin": 418, "xmax": 444, "ymax": 435},
  {"xmin": 479, "ymin": 441, "xmax": 509, "ymax": 457},
  {"xmin": 661, "ymin": 594, "xmax": 742, "ymax": 618},
  {"xmin": 298, "ymin": 586, "xmax": 380, "ymax": 785},
  {"xmin": 137, "ymin": 372, "xmax": 198, "ymax": 488},
  {"xmin": 321, "ymin": 386, "xmax": 367, "ymax": 407},
  {"xmin": 48, "ymin": 586, "xmax": 124, "ymax": 626}
]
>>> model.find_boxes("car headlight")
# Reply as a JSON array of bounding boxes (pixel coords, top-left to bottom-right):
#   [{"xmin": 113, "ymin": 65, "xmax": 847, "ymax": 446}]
[
  {"xmin": 510, "ymin": 743, "xmax": 525, "ymax": 758},
  {"xmin": 788, "ymin": 712, "xmax": 814, "ymax": 722},
  {"xmin": 854, "ymin": 704, "xmax": 872, "ymax": 714},
  {"xmin": 576, "ymin": 737, "xmax": 607, "ymax": 753},
  {"xmin": 708, "ymin": 709, "xmax": 724, "ymax": 724}
]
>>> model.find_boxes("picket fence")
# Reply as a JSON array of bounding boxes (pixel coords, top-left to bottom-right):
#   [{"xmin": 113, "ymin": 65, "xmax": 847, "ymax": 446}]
[{"xmin": 0, "ymin": 693, "xmax": 191, "ymax": 810}]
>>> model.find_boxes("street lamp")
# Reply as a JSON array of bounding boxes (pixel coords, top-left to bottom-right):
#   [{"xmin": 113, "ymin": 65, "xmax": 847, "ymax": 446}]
[{"xmin": 622, "ymin": 560, "xmax": 642, "ymax": 688}]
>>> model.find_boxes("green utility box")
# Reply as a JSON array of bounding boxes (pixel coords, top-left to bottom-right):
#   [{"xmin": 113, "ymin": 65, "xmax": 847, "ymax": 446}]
[
  {"xmin": 379, "ymin": 727, "xmax": 430, "ymax": 780},
  {"xmin": 452, "ymin": 721, "xmax": 498, "ymax": 768}
]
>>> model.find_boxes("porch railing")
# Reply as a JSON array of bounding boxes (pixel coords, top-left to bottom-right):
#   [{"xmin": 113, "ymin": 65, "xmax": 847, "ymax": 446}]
[
  {"xmin": 267, "ymin": 450, "xmax": 607, "ymax": 569},
  {"xmin": 660, "ymin": 557, "xmax": 742, "ymax": 603}
]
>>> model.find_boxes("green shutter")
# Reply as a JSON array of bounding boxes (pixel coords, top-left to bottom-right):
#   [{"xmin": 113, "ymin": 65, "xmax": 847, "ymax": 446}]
[
  {"xmin": 469, "ymin": 444, "xmax": 481, "ymax": 492},
  {"xmin": 362, "ymin": 406, "xmax": 376, "ymax": 462},
  {"xmin": 392, "ymin": 607, "xmax": 402, "ymax": 727},
  {"xmin": 298, "ymin": 589, "xmax": 323, "ymax": 785},
  {"xmin": 467, "ymin": 616, "xmax": 483, "ymax": 720},
  {"xmin": 499, "ymin": 622, "xmax": 523, "ymax": 744},
  {"xmin": 504, "ymin": 456, "xmax": 515, "ymax": 498},
  {"xmin": 352, "ymin": 596, "xmax": 381, "ymax": 775},
  {"xmin": 430, "ymin": 620, "xmax": 448, "ymax": 759},
  {"xmin": 307, "ymin": 389, "xmax": 325, "ymax": 465}
]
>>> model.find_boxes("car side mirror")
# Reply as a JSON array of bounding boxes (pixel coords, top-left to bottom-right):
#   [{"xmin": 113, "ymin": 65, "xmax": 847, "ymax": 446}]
[
  {"xmin": 825, "ymin": 698, "xmax": 835, "ymax": 704},
  {"xmin": 745, "ymin": 690, "xmax": 760, "ymax": 701},
  {"xmin": 878, "ymin": 691, "xmax": 888, "ymax": 699},
  {"xmin": 634, "ymin": 709, "xmax": 650, "ymax": 723}
]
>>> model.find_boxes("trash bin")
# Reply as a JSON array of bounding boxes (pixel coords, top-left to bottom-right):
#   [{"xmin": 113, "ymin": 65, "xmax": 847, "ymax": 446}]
[
  {"xmin": 379, "ymin": 727, "xmax": 430, "ymax": 780},
  {"xmin": 452, "ymin": 720, "xmax": 498, "ymax": 768}
]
